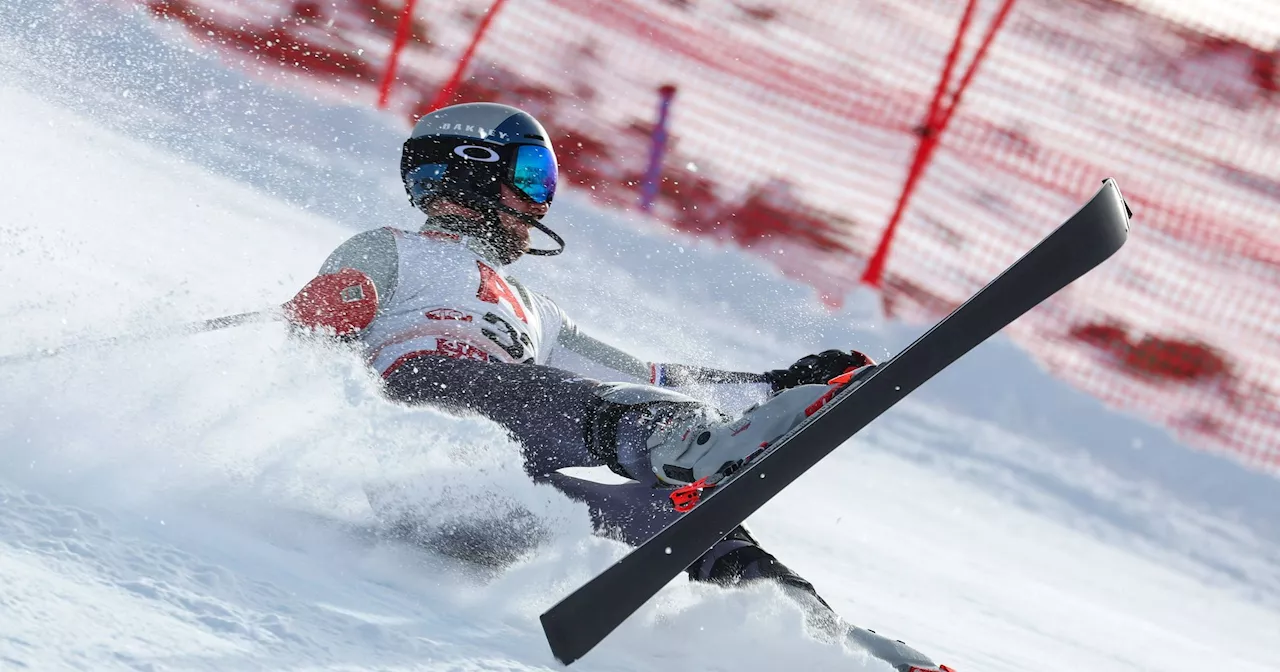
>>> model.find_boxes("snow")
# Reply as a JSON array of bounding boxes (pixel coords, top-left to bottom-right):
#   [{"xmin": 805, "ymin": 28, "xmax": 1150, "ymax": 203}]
[{"xmin": 1, "ymin": 1, "xmax": 1278, "ymax": 671}]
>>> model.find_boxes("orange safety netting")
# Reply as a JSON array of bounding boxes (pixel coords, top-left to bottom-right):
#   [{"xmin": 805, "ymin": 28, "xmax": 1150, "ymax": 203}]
[{"xmin": 138, "ymin": 0, "xmax": 1280, "ymax": 473}]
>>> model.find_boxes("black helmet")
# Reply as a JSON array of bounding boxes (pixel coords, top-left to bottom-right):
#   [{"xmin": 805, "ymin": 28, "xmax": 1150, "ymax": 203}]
[{"xmin": 401, "ymin": 103, "xmax": 563, "ymax": 258}]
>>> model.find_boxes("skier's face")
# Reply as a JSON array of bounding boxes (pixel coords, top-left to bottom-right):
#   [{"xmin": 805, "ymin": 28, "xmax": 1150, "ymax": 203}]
[
  {"xmin": 496, "ymin": 183, "xmax": 548, "ymax": 253},
  {"xmin": 427, "ymin": 184, "xmax": 547, "ymax": 264}
]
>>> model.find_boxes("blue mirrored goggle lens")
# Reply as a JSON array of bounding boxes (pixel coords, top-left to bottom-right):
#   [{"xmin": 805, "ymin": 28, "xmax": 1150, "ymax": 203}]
[
  {"xmin": 406, "ymin": 163, "xmax": 447, "ymax": 200},
  {"xmin": 511, "ymin": 145, "xmax": 557, "ymax": 204}
]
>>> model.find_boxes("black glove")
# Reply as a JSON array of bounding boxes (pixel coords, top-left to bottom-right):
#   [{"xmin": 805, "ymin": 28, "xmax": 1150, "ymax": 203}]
[{"xmin": 763, "ymin": 349, "xmax": 875, "ymax": 393}]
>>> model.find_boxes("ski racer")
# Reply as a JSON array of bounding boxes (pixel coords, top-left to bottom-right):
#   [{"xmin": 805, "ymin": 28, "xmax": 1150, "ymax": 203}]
[{"xmin": 284, "ymin": 102, "xmax": 950, "ymax": 672}]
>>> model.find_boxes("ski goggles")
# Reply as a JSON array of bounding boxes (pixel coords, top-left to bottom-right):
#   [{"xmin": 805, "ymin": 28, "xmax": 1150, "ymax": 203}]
[
  {"xmin": 509, "ymin": 144, "xmax": 557, "ymax": 205},
  {"xmin": 403, "ymin": 139, "xmax": 558, "ymax": 205}
]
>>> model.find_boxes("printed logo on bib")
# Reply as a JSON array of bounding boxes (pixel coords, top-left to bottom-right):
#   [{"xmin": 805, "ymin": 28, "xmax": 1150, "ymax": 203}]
[
  {"xmin": 436, "ymin": 338, "xmax": 490, "ymax": 362},
  {"xmin": 476, "ymin": 261, "xmax": 528, "ymax": 323},
  {"xmin": 425, "ymin": 308, "xmax": 474, "ymax": 321}
]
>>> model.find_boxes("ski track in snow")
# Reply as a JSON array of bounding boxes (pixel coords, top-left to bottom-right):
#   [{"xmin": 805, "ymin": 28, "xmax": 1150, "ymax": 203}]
[{"xmin": 1, "ymin": 1, "xmax": 1279, "ymax": 670}]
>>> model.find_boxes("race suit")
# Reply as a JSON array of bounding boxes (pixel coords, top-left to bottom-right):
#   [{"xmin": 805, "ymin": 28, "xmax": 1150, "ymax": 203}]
[{"xmin": 304, "ymin": 224, "xmax": 794, "ymax": 581}]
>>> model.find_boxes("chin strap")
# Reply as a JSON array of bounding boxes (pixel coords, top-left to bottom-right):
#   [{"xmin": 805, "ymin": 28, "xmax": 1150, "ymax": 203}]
[
  {"xmin": 524, "ymin": 217, "xmax": 565, "ymax": 256},
  {"xmin": 492, "ymin": 201, "xmax": 564, "ymax": 257},
  {"xmin": 429, "ymin": 197, "xmax": 565, "ymax": 259}
]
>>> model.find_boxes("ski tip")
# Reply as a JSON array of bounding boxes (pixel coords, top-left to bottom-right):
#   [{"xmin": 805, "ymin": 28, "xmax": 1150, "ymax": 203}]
[{"xmin": 1100, "ymin": 177, "xmax": 1133, "ymax": 228}]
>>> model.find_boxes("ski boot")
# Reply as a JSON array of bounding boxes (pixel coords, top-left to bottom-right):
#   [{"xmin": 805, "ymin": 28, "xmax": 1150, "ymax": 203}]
[{"xmin": 646, "ymin": 380, "xmax": 850, "ymax": 488}]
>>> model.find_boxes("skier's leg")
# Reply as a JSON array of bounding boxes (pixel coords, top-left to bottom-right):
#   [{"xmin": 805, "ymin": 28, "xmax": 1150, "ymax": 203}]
[
  {"xmin": 543, "ymin": 474, "xmax": 683, "ymax": 543},
  {"xmin": 684, "ymin": 525, "xmax": 823, "ymax": 600},
  {"xmin": 380, "ymin": 355, "xmax": 700, "ymax": 483},
  {"xmin": 387, "ymin": 362, "xmax": 833, "ymax": 632},
  {"xmin": 379, "ymin": 356, "xmax": 705, "ymax": 546},
  {"xmin": 384, "ymin": 357, "xmax": 946, "ymax": 670},
  {"xmin": 688, "ymin": 526, "xmax": 945, "ymax": 672},
  {"xmin": 380, "ymin": 356, "xmax": 843, "ymax": 548}
]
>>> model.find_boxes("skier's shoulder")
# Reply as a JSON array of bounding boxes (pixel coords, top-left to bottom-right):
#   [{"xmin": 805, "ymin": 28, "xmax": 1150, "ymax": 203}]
[
  {"xmin": 318, "ymin": 227, "xmax": 403, "ymax": 298},
  {"xmin": 325, "ymin": 227, "xmax": 399, "ymax": 263},
  {"xmin": 328, "ymin": 226, "xmax": 463, "ymax": 261}
]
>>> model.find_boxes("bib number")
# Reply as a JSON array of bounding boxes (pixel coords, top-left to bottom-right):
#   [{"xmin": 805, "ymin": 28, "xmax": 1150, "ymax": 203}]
[{"xmin": 482, "ymin": 312, "xmax": 534, "ymax": 363}]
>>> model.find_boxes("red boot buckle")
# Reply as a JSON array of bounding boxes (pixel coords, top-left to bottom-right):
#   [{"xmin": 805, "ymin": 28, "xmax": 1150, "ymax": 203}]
[{"xmin": 670, "ymin": 477, "xmax": 713, "ymax": 512}]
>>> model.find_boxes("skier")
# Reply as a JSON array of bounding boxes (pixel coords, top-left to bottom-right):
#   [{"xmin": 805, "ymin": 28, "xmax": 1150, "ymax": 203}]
[{"xmin": 284, "ymin": 102, "xmax": 950, "ymax": 672}]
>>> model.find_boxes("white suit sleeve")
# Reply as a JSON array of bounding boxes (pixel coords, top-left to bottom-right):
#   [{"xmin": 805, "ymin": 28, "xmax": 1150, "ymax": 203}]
[{"xmin": 538, "ymin": 296, "xmax": 768, "ymax": 390}]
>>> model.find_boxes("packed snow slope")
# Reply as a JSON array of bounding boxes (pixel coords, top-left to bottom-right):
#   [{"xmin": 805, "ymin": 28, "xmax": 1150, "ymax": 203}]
[{"xmin": 2, "ymin": 2, "xmax": 1279, "ymax": 671}]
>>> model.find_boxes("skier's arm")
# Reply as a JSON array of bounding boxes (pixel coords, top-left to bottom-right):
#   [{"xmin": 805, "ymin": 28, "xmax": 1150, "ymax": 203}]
[
  {"xmin": 555, "ymin": 320, "xmax": 765, "ymax": 387},
  {"xmin": 559, "ymin": 321, "xmax": 874, "ymax": 391},
  {"xmin": 555, "ymin": 323, "xmax": 649, "ymax": 381},
  {"xmin": 283, "ymin": 228, "xmax": 398, "ymax": 336},
  {"xmin": 540, "ymin": 291, "xmax": 873, "ymax": 389}
]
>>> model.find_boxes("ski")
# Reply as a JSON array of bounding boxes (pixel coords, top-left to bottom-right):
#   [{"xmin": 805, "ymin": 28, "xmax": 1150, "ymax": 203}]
[{"xmin": 540, "ymin": 179, "xmax": 1132, "ymax": 665}]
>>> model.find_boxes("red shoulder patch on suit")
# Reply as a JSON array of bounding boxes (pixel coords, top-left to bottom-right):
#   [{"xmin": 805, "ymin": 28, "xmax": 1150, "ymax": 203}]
[{"xmin": 283, "ymin": 268, "xmax": 378, "ymax": 336}]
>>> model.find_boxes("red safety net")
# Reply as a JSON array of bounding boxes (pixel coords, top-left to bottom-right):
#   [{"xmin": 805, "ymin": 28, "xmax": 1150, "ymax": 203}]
[{"xmin": 138, "ymin": 0, "xmax": 1280, "ymax": 473}]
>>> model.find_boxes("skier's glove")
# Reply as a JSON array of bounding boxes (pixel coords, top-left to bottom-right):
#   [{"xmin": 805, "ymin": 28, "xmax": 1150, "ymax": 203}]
[
  {"xmin": 283, "ymin": 268, "xmax": 378, "ymax": 338},
  {"xmin": 763, "ymin": 349, "xmax": 875, "ymax": 393}
]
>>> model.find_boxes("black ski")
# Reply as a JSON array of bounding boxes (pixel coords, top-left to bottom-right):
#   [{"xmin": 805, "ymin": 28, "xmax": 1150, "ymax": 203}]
[{"xmin": 541, "ymin": 179, "xmax": 1132, "ymax": 665}]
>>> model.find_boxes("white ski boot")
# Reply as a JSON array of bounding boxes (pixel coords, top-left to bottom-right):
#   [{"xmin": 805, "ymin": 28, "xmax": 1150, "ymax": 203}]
[{"xmin": 646, "ymin": 380, "xmax": 850, "ymax": 489}]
